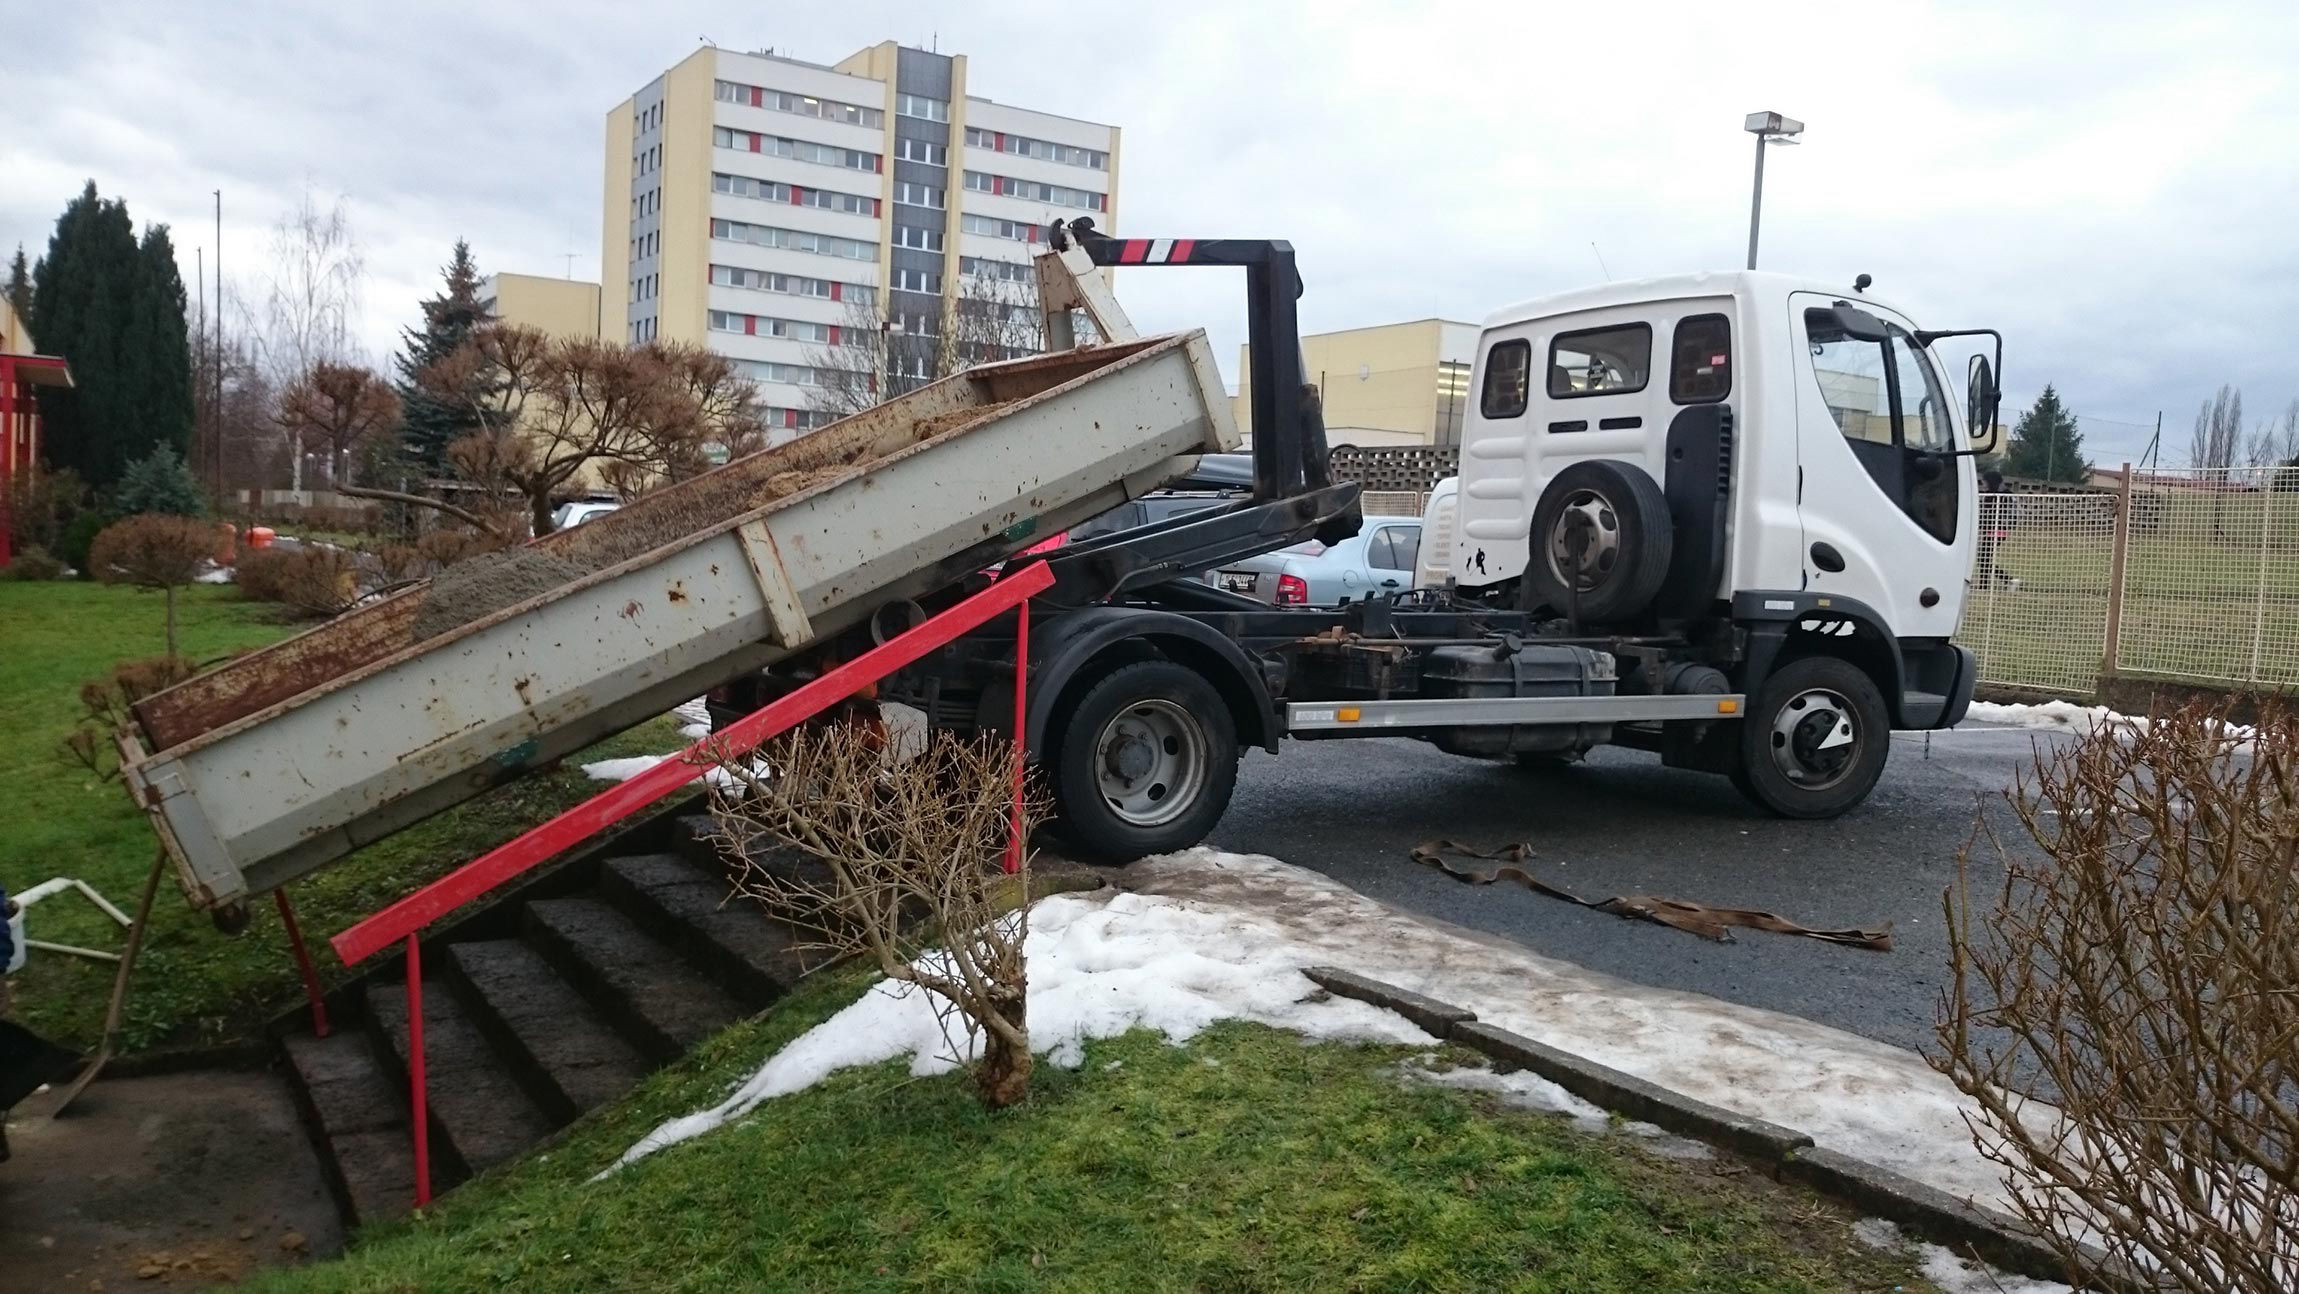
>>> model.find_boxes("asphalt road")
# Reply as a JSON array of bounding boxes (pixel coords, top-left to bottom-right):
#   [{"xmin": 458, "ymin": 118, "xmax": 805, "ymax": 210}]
[{"xmin": 1208, "ymin": 723, "xmax": 2074, "ymax": 1057}]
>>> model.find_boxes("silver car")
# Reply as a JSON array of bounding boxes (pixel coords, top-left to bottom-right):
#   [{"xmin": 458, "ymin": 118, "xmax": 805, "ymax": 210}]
[{"xmin": 1214, "ymin": 516, "xmax": 1422, "ymax": 606}]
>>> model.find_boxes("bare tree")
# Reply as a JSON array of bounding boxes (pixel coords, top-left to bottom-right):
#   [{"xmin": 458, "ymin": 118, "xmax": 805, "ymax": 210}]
[
  {"xmin": 253, "ymin": 187, "xmax": 366, "ymax": 491},
  {"xmin": 595, "ymin": 343, "xmax": 768, "ymax": 499},
  {"xmin": 86, "ymin": 515, "xmax": 218, "ymax": 659},
  {"xmin": 353, "ymin": 325, "xmax": 765, "ymax": 536},
  {"xmin": 806, "ymin": 272, "xmax": 1046, "ymax": 418},
  {"xmin": 705, "ymin": 723, "xmax": 1042, "ymax": 1108},
  {"xmin": 1935, "ymin": 705, "xmax": 2298, "ymax": 1292},
  {"xmin": 2247, "ymin": 399, "xmax": 2299, "ymax": 469},
  {"xmin": 274, "ymin": 361, "xmax": 400, "ymax": 488},
  {"xmin": 2191, "ymin": 383, "xmax": 2245, "ymax": 471}
]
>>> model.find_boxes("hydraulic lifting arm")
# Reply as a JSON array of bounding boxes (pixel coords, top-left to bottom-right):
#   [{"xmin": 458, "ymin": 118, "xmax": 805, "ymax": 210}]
[{"xmin": 1037, "ymin": 218, "xmax": 1338, "ymax": 507}]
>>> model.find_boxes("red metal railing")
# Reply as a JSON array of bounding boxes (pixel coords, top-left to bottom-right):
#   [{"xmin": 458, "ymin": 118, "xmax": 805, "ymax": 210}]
[{"xmin": 329, "ymin": 561, "xmax": 1050, "ymax": 1207}]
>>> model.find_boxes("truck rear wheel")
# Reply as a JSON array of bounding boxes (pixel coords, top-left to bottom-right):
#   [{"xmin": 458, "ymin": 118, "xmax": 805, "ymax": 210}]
[
  {"xmin": 1050, "ymin": 660, "xmax": 1239, "ymax": 862},
  {"xmin": 1731, "ymin": 655, "xmax": 1889, "ymax": 819}
]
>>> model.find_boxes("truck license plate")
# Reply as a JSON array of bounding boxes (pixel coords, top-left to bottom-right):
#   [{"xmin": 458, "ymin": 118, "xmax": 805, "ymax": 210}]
[{"xmin": 1220, "ymin": 571, "xmax": 1258, "ymax": 594}]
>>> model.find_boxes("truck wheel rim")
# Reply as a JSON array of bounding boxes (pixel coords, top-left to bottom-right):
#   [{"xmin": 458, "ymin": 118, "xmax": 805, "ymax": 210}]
[
  {"xmin": 1546, "ymin": 489, "xmax": 1622, "ymax": 591},
  {"xmin": 1095, "ymin": 698, "xmax": 1208, "ymax": 828},
  {"xmin": 1769, "ymin": 688, "xmax": 1859, "ymax": 789}
]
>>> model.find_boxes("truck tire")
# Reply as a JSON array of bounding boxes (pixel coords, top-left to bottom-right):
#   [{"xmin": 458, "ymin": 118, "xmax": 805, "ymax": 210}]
[
  {"xmin": 1732, "ymin": 655, "xmax": 1890, "ymax": 819},
  {"xmin": 1050, "ymin": 660, "xmax": 1239, "ymax": 862},
  {"xmin": 1520, "ymin": 460, "xmax": 1674, "ymax": 623}
]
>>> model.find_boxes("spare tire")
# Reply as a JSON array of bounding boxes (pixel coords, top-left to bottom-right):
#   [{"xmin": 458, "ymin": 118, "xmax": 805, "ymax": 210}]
[{"xmin": 1520, "ymin": 460, "xmax": 1674, "ymax": 623}]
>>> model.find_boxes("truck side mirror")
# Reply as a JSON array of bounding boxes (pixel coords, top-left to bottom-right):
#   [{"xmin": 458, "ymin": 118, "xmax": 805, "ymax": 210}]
[
  {"xmin": 1828, "ymin": 301, "xmax": 1891, "ymax": 343},
  {"xmin": 1966, "ymin": 355, "xmax": 2001, "ymax": 453}
]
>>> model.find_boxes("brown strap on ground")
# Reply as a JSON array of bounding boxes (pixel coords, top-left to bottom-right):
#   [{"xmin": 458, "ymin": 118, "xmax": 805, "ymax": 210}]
[{"xmin": 1407, "ymin": 840, "xmax": 1894, "ymax": 951}]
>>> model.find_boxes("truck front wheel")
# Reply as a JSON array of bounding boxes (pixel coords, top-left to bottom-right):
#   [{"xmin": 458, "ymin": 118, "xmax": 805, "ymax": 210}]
[
  {"xmin": 1050, "ymin": 660, "xmax": 1239, "ymax": 862},
  {"xmin": 1731, "ymin": 655, "xmax": 1889, "ymax": 819}
]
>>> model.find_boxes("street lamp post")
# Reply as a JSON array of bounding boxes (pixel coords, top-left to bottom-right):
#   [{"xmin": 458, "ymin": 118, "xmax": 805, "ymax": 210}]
[{"xmin": 1742, "ymin": 111, "xmax": 1804, "ymax": 270}]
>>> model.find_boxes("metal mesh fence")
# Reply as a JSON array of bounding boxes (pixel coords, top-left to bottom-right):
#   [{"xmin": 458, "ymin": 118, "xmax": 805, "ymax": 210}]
[
  {"xmin": 1962, "ymin": 490, "xmax": 2118, "ymax": 694},
  {"xmin": 2113, "ymin": 467, "xmax": 2299, "ymax": 688},
  {"xmin": 1956, "ymin": 468, "xmax": 2299, "ymax": 695}
]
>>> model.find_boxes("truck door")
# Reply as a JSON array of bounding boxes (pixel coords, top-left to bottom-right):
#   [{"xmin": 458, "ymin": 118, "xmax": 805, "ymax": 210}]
[{"xmin": 1788, "ymin": 293, "xmax": 1968, "ymax": 637}]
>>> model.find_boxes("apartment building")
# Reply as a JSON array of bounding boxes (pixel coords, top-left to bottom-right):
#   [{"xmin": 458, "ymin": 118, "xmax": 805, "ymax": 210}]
[
  {"xmin": 603, "ymin": 41, "xmax": 1121, "ymax": 442},
  {"xmin": 1235, "ymin": 319, "xmax": 1478, "ymax": 448}
]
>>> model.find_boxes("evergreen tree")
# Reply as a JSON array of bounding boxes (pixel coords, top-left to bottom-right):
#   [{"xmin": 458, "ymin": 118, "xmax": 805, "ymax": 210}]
[
  {"xmin": 5, "ymin": 245, "xmax": 29, "ymax": 323},
  {"xmin": 127, "ymin": 224, "xmax": 196, "ymax": 464},
  {"xmin": 113, "ymin": 445, "xmax": 206, "ymax": 517},
  {"xmin": 2002, "ymin": 384, "xmax": 2087, "ymax": 484},
  {"xmin": 29, "ymin": 182, "xmax": 194, "ymax": 489},
  {"xmin": 393, "ymin": 240, "xmax": 494, "ymax": 469}
]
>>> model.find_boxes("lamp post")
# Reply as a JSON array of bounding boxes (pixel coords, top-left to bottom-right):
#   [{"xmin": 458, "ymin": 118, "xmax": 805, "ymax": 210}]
[{"xmin": 1743, "ymin": 111, "xmax": 1804, "ymax": 270}]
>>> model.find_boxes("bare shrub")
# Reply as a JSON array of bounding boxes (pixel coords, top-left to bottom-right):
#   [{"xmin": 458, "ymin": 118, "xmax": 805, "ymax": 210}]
[
  {"xmin": 1935, "ymin": 703, "xmax": 2299, "ymax": 1291},
  {"xmin": 366, "ymin": 542, "xmax": 426, "ymax": 587},
  {"xmin": 87, "ymin": 514, "xmax": 217, "ymax": 658},
  {"xmin": 62, "ymin": 656, "xmax": 198, "ymax": 779},
  {"xmin": 3, "ymin": 545, "xmax": 66, "ymax": 580},
  {"xmin": 414, "ymin": 526, "xmax": 511, "ymax": 569},
  {"xmin": 236, "ymin": 545, "xmax": 359, "ymax": 618},
  {"xmin": 705, "ymin": 722, "xmax": 1041, "ymax": 1108}
]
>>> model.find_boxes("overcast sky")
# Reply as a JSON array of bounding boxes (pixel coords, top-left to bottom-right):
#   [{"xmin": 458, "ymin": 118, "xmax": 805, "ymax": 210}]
[{"xmin": 8, "ymin": 0, "xmax": 2298, "ymax": 465}]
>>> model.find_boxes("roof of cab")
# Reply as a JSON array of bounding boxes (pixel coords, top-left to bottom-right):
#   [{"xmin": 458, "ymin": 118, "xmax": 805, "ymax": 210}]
[{"xmin": 1480, "ymin": 270, "xmax": 1898, "ymax": 332}]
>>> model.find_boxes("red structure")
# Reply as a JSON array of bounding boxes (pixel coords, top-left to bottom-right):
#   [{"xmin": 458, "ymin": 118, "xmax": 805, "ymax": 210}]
[
  {"xmin": 329, "ymin": 561, "xmax": 1052, "ymax": 1207},
  {"xmin": 0, "ymin": 302, "xmax": 73, "ymax": 569}
]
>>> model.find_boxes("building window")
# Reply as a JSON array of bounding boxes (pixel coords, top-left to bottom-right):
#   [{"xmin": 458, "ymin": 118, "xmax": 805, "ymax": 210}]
[
  {"xmin": 1547, "ymin": 323, "xmax": 1652, "ymax": 398},
  {"xmin": 713, "ymin": 127, "xmax": 878, "ymax": 172},
  {"xmin": 709, "ymin": 264, "xmax": 874, "ymax": 305},
  {"xmin": 963, "ymin": 127, "xmax": 1108, "ymax": 170},
  {"xmin": 960, "ymin": 214, "xmax": 1042, "ymax": 244},
  {"xmin": 894, "ymin": 138, "xmax": 947, "ymax": 166},
  {"xmin": 714, "ymin": 80, "xmax": 884, "ymax": 127},
  {"xmin": 895, "ymin": 92, "xmax": 949, "ymax": 122},
  {"xmin": 1480, "ymin": 339, "xmax": 1530, "ymax": 419},
  {"xmin": 962, "ymin": 171, "xmax": 1104, "ymax": 210},
  {"xmin": 893, "ymin": 224, "xmax": 944, "ymax": 252},
  {"xmin": 712, "ymin": 173, "xmax": 876, "ymax": 215},
  {"xmin": 893, "ymin": 267, "xmax": 943, "ymax": 294},
  {"xmin": 893, "ymin": 181, "xmax": 945, "ymax": 209},
  {"xmin": 1669, "ymin": 314, "xmax": 1732, "ymax": 405},
  {"xmin": 709, "ymin": 218, "xmax": 875, "ymax": 260},
  {"xmin": 737, "ymin": 359, "xmax": 834, "ymax": 387},
  {"xmin": 960, "ymin": 256, "xmax": 1034, "ymax": 284}
]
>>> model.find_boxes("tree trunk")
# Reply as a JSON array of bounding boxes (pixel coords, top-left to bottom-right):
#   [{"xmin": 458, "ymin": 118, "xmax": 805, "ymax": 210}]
[
  {"xmin": 530, "ymin": 491, "xmax": 556, "ymax": 538},
  {"xmin": 972, "ymin": 995, "xmax": 1031, "ymax": 1109}
]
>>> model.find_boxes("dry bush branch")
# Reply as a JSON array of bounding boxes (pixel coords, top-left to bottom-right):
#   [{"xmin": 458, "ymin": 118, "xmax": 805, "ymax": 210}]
[
  {"xmin": 61, "ymin": 656, "xmax": 197, "ymax": 779},
  {"xmin": 1935, "ymin": 702, "xmax": 2298, "ymax": 1291},
  {"xmin": 703, "ymin": 721, "xmax": 1043, "ymax": 1107}
]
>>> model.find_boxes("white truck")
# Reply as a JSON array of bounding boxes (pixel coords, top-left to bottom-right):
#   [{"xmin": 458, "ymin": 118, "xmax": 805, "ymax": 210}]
[{"xmin": 123, "ymin": 222, "xmax": 1999, "ymax": 908}]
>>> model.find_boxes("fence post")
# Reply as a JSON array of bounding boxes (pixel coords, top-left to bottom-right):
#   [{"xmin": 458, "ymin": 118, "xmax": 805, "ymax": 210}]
[
  {"xmin": 2101, "ymin": 463, "xmax": 2132, "ymax": 679},
  {"xmin": 2250, "ymin": 477, "xmax": 2275, "ymax": 685},
  {"xmin": 273, "ymin": 889, "xmax": 329, "ymax": 1038}
]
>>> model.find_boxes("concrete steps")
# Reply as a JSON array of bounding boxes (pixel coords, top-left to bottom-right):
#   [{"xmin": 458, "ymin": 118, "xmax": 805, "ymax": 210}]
[{"xmin": 276, "ymin": 833, "xmax": 816, "ymax": 1230}]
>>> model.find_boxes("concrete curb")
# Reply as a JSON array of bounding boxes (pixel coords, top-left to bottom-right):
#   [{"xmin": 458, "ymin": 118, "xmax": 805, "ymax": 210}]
[{"xmin": 1303, "ymin": 965, "xmax": 2124, "ymax": 1292}]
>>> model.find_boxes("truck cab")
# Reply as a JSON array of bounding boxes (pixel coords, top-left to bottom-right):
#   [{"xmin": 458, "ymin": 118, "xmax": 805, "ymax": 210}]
[{"xmin": 1450, "ymin": 272, "xmax": 1980, "ymax": 647}]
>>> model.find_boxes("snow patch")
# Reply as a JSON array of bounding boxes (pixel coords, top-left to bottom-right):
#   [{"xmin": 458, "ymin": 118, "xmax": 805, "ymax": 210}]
[
  {"xmin": 194, "ymin": 566, "xmax": 234, "ymax": 585},
  {"xmin": 1917, "ymin": 1241, "xmax": 2073, "ymax": 1294},
  {"xmin": 673, "ymin": 698, "xmax": 712, "ymax": 741},
  {"xmin": 1964, "ymin": 700, "xmax": 2254, "ymax": 748},
  {"xmin": 580, "ymin": 754, "xmax": 672, "ymax": 782},
  {"xmin": 1396, "ymin": 1060, "xmax": 1608, "ymax": 1129},
  {"xmin": 604, "ymin": 878, "xmax": 1434, "ymax": 1173},
  {"xmin": 605, "ymin": 848, "xmax": 2050, "ymax": 1223}
]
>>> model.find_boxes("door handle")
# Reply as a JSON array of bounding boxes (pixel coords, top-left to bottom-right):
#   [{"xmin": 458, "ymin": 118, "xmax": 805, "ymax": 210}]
[{"xmin": 1380, "ymin": 578, "xmax": 1400, "ymax": 588}]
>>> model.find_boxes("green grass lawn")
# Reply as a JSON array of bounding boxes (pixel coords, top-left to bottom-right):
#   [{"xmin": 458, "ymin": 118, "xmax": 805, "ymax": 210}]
[
  {"xmin": 248, "ymin": 969, "xmax": 1954, "ymax": 1294},
  {"xmin": 0, "ymin": 581, "xmax": 688, "ymax": 1052}
]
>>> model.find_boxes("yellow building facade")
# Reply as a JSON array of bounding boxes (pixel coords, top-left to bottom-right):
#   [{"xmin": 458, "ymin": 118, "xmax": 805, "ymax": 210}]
[{"xmin": 1235, "ymin": 318, "xmax": 1478, "ymax": 448}]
